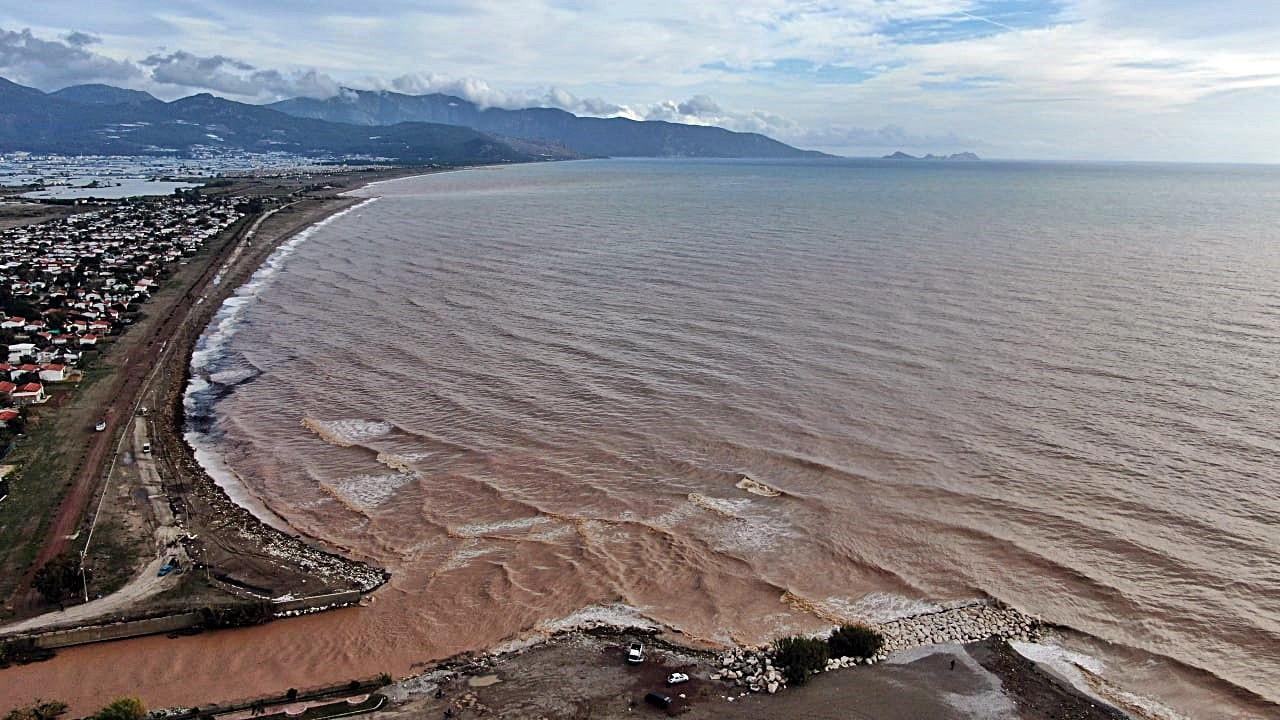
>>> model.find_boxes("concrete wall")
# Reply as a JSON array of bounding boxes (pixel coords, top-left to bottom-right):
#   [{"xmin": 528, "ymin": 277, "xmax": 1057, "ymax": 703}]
[
  {"xmin": 12, "ymin": 590, "xmax": 366, "ymax": 651},
  {"xmin": 32, "ymin": 612, "xmax": 202, "ymax": 649},
  {"xmin": 273, "ymin": 590, "xmax": 361, "ymax": 613}
]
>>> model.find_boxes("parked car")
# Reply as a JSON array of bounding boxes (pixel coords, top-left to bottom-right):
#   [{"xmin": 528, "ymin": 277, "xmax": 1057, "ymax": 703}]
[
  {"xmin": 142, "ymin": 442, "xmax": 151, "ymax": 454},
  {"xmin": 94, "ymin": 420, "xmax": 106, "ymax": 432},
  {"xmin": 666, "ymin": 672, "xmax": 690, "ymax": 686},
  {"xmin": 627, "ymin": 642, "xmax": 644, "ymax": 664},
  {"xmin": 644, "ymin": 692, "xmax": 672, "ymax": 710}
]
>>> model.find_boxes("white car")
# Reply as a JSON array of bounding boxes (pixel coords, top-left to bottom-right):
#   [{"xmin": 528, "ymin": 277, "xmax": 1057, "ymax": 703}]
[
  {"xmin": 666, "ymin": 672, "xmax": 690, "ymax": 686},
  {"xmin": 94, "ymin": 420, "xmax": 106, "ymax": 432},
  {"xmin": 626, "ymin": 642, "xmax": 644, "ymax": 664}
]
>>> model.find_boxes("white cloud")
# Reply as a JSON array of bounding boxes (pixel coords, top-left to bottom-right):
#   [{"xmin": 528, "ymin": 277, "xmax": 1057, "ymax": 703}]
[
  {"xmin": 0, "ymin": 0, "xmax": 1279, "ymax": 160},
  {"xmin": 0, "ymin": 27, "xmax": 139, "ymax": 88},
  {"xmin": 140, "ymin": 51, "xmax": 341, "ymax": 100}
]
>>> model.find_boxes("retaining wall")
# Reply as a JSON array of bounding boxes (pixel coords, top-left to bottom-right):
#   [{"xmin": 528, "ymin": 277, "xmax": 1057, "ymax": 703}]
[{"xmin": 8, "ymin": 589, "xmax": 365, "ymax": 651}]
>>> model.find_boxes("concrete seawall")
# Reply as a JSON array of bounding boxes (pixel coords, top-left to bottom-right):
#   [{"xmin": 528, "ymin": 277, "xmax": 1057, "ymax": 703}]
[
  {"xmin": 32, "ymin": 612, "xmax": 203, "ymax": 649},
  {"xmin": 7, "ymin": 590, "xmax": 366, "ymax": 651}
]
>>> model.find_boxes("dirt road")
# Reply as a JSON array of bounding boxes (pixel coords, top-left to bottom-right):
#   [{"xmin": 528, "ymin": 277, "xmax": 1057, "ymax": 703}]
[{"xmin": 0, "ymin": 553, "xmax": 177, "ymax": 634}]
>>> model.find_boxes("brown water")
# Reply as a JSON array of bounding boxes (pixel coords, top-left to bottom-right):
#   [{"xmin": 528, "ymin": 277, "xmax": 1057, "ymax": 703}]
[{"xmin": 7, "ymin": 160, "xmax": 1279, "ymax": 718}]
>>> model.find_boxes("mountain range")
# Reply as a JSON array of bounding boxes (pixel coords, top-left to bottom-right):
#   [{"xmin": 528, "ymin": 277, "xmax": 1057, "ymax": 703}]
[
  {"xmin": 0, "ymin": 77, "xmax": 826, "ymax": 164},
  {"xmin": 269, "ymin": 89, "xmax": 828, "ymax": 159}
]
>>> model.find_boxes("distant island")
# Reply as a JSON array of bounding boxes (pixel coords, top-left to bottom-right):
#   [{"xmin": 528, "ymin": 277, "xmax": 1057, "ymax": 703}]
[{"xmin": 882, "ymin": 151, "xmax": 981, "ymax": 161}]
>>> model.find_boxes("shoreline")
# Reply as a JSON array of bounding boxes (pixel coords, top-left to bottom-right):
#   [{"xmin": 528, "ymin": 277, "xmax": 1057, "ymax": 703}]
[
  {"xmin": 2, "ymin": 162, "xmax": 1272, "ymax": 719},
  {"xmin": 0, "ymin": 167, "xmax": 430, "ymax": 641},
  {"xmin": 143, "ymin": 165, "xmax": 1141, "ymax": 718}
]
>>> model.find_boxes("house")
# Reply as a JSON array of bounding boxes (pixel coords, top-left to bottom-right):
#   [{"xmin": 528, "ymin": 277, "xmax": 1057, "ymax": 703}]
[
  {"xmin": 0, "ymin": 408, "xmax": 18, "ymax": 427},
  {"xmin": 78, "ymin": 334, "xmax": 98, "ymax": 346},
  {"xmin": 39, "ymin": 364, "xmax": 67, "ymax": 383},
  {"xmin": 0, "ymin": 317, "xmax": 25, "ymax": 330},
  {"xmin": 0, "ymin": 381, "xmax": 15, "ymax": 396},
  {"xmin": 10, "ymin": 364, "xmax": 39, "ymax": 381},
  {"xmin": 10, "ymin": 383, "xmax": 44, "ymax": 405},
  {"xmin": 6, "ymin": 343, "xmax": 35, "ymax": 364}
]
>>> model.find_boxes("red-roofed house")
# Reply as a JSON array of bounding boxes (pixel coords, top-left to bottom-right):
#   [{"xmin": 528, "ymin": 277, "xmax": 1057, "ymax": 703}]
[
  {"xmin": 10, "ymin": 364, "xmax": 39, "ymax": 381},
  {"xmin": 78, "ymin": 334, "xmax": 98, "ymax": 346},
  {"xmin": 39, "ymin": 364, "xmax": 67, "ymax": 383},
  {"xmin": 0, "ymin": 409, "xmax": 18, "ymax": 427},
  {"xmin": 0, "ymin": 317, "xmax": 25, "ymax": 330},
  {"xmin": 10, "ymin": 382, "xmax": 43, "ymax": 405},
  {"xmin": 0, "ymin": 381, "xmax": 15, "ymax": 396}
]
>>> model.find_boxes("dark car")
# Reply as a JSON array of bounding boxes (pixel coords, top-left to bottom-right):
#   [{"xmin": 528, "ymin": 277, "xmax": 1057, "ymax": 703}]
[{"xmin": 644, "ymin": 691, "xmax": 672, "ymax": 710}]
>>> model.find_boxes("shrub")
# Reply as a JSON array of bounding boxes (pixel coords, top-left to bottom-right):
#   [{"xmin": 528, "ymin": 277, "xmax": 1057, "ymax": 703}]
[
  {"xmin": 32, "ymin": 553, "xmax": 87, "ymax": 605},
  {"xmin": 771, "ymin": 636, "xmax": 829, "ymax": 686},
  {"xmin": 92, "ymin": 697, "xmax": 145, "ymax": 720},
  {"xmin": 3, "ymin": 698, "xmax": 68, "ymax": 720},
  {"xmin": 828, "ymin": 624, "xmax": 884, "ymax": 659}
]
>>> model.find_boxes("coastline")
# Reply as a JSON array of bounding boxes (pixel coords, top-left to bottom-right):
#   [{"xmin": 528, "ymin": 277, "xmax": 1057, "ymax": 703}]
[
  {"xmin": 3, "ymin": 162, "xmax": 1273, "ymax": 719},
  {"xmin": 100, "ymin": 164, "xmax": 1139, "ymax": 719},
  {"xmin": 0, "ymin": 167, "xmax": 429, "ymax": 712}
]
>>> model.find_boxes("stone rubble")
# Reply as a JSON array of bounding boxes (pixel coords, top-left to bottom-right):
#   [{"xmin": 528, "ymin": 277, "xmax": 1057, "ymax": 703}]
[{"xmin": 713, "ymin": 600, "xmax": 1044, "ymax": 697}]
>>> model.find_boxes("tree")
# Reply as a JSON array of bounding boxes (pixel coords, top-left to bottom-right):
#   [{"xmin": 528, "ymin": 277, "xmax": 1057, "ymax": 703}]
[
  {"xmin": 828, "ymin": 623, "xmax": 884, "ymax": 659},
  {"xmin": 3, "ymin": 699, "xmax": 68, "ymax": 720},
  {"xmin": 32, "ymin": 553, "xmax": 87, "ymax": 605},
  {"xmin": 92, "ymin": 697, "xmax": 145, "ymax": 720},
  {"xmin": 771, "ymin": 636, "xmax": 829, "ymax": 686}
]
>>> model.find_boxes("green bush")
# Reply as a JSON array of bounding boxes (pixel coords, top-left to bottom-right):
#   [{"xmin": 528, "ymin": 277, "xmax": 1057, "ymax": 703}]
[
  {"xmin": 771, "ymin": 636, "xmax": 829, "ymax": 685},
  {"xmin": 32, "ymin": 553, "xmax": 87, "ymax": 605},
  {"xmin": 92, "ymin": 697, "xmax": 145, "ymax": 720},
  {"xmin": 828, "ymin": 624, "xmax": 884, "ymax": 659}
]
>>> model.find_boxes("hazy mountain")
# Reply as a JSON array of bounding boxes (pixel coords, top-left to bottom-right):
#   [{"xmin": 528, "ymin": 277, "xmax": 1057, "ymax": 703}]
[
  {"xmin": 270, "ymin": 89, "xmax": 830, "ymax": 158},
  {"xmin": 50, "ymin": 84, "xmax": 161, "ymax": 106},
  {"xmin": 0, "ymin": 77, "xmax": 577, "ymax": 163}
]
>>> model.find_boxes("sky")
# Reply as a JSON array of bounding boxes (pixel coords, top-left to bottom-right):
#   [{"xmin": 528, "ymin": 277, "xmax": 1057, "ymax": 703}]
[{"xmin": 1, "ymin": 1, "xmax": 1278, "ymax": 161}]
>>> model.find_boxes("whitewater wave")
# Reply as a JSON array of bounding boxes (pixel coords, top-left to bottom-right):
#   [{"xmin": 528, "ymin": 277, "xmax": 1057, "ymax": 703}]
[
  {"xmin": 1010, "ymin": 640, "xmax": 1190, "ymax": 720},
  {"xmin": 824, "ymin": 591, "xmax": 946, "ymax": 624},
  {"xmin": 187, "ymin": 197, "xmax": 379, "ymax": 383},
  {"xmin": 736, "ymin": 474, "xmax": 784, "ymax": 497},
  {"xmin": 182, "ymin": 197, "xmax": 380, "ymax": 527},
  {"xmin": 687, "ymin": 492, "xmax": 748, "ymax": 519},
  {"xmin": 301, "ymin": 417, "xmax": 396, "ymax": 448},
  {"xmin": 319, "ymin": 471, "xmax": 419, "ymax": 514}
]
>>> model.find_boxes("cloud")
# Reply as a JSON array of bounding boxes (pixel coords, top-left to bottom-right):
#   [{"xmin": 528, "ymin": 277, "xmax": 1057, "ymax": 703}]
[
  {"xmin": 0, "ymin": 27, "xmax": 140, "ymax": 88},
  {"xmin": 380, "ymin": 72, "xmax": 628, "ymax": 116},
  {"xmin": 140, "ymin": 50, "xmax": 340, "ymax": 100},
  {"xmin": 63, "ymin": 31, "xmax": 100, "ymax": 47}
]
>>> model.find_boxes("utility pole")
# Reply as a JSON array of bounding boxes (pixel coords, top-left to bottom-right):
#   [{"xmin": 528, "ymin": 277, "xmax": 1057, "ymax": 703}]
[{"xmin": 79, "ymin": 550, "xmax": 89, "ymax": 603}]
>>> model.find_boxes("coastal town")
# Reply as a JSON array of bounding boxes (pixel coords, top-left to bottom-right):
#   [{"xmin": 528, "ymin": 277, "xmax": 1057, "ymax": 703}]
[{"xmin": 0, "ymin": 193, "xmax": 247, "ymax": 463}]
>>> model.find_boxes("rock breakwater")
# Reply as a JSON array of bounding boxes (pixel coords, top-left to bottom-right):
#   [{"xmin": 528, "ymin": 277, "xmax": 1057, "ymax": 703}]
[{"xmin": 712, "ymin": 600, "xmax": 1044, "ymax": 695}]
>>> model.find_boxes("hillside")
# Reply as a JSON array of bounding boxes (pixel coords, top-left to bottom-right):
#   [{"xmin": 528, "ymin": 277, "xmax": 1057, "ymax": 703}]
[
  {"xmin": 0, "ymin": 78, "xmax": 577, "ymax": 164},
  {"xmin": 269, "ymin": 89, "xmax": 829, "ymax": 158}
]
